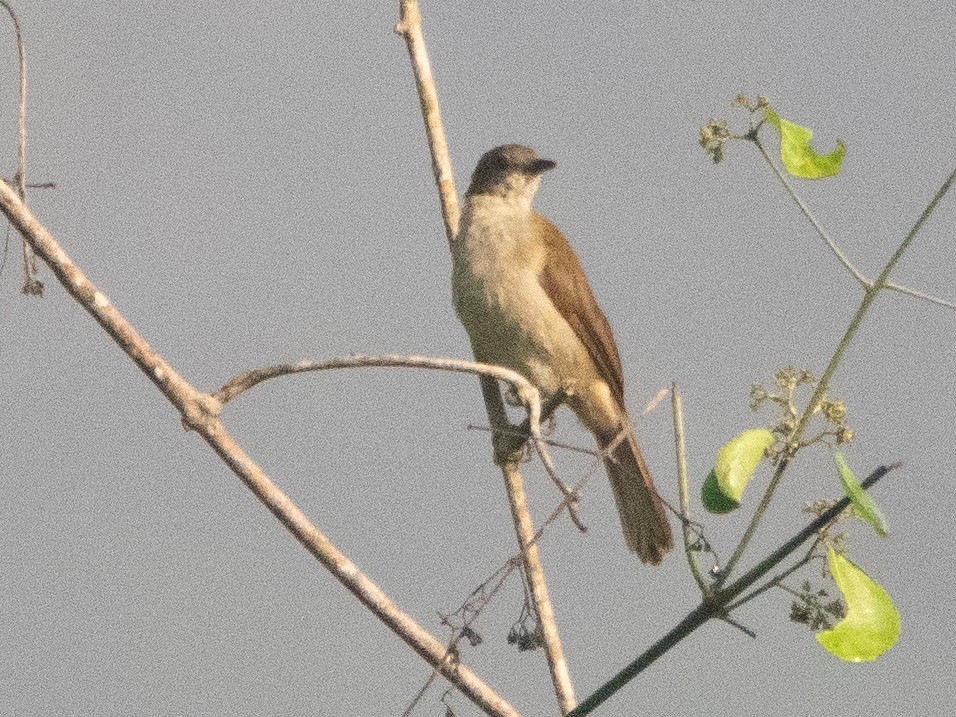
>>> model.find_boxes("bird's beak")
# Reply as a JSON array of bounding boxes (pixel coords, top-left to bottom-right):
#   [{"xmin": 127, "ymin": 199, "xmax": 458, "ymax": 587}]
[{"xmin": 530, "ymin": 158, "xmax": 556, "ymax": 175}]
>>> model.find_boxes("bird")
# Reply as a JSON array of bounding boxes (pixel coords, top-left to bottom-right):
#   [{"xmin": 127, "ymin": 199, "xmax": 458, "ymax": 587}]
[{"xmin": 450, "ymin": 144, "xmax": 673, "ymax": 564}]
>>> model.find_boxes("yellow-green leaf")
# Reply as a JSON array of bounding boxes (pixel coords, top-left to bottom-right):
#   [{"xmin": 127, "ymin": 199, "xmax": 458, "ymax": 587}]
[
  {"xmin": 715, "ymin": 429, "xmax": 774, "ymax": 502},
  {"xmin": 817, "ymin": 547, "xmax": 900, "ymax": 662},
  {"xmin": 764, "ymin": 107, "xmax": 846, "ymax": 178},
  {"xmin": 836, "ymin": 453, "xmax": 888, "ymax": 537}
]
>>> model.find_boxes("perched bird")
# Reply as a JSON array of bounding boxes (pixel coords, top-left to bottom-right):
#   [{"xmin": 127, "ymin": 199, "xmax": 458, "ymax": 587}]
[{"xmin": 451, "ymin": 144, "xmax": 673, "ymax": 564}]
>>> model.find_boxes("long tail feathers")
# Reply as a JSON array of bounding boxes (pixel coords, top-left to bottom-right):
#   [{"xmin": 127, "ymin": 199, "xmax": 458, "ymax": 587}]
[{"xmin": 604, "ymin": 432, "xmax": 674, "ymax": 564}]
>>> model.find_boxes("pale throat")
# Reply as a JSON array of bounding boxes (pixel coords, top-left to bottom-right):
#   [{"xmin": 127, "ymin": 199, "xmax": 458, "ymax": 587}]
[{"xmin": 478, "ymin": 172, "xmax": 542, "ymax": 211}]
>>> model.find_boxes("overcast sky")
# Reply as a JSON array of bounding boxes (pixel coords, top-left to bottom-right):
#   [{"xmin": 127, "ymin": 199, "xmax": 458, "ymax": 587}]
[{"xmin": 2, "ymin": 2, "xmax": 955, "ymax": 715}]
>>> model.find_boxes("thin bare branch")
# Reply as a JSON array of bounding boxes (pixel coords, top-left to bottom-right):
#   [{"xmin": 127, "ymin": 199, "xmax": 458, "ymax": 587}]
[
  {"xmin": 884, "ymin": 280, "xmax": 956, "ymax": 310},
  {"xmin": 0, "ymin": 0, "xmax": 42, "ymax": 294},
  {"xmin": 215, "ymin": 352, "xmax": 588, "ymax": 534},
  {"xmin": 404, "ymin": 558, "xmax": 521, "ymax": 716},
  {"xmin": 469, "ymin": 424, "xmax": 599, "ymax": 458},
  {"xmin": 531, "ymin": 439, "xmax": 588, "ymax": 532},
  {"xmin": 671, "ymin": 384, "xmax": 709, "ymax": 593},
  {"xmin": 214, "ymin": 354, "xmax": 540, "ymax": 412},
  {"xmin": 395, "ymin": 0, "xmax": 460, "ymax": 241},
  {"xmin": 500, "ymin": 459, "xmax": 575, "ymax": 707},
  {"xmin": 214, "ymin": 353, "xmax": 591, "ymax": 535}
]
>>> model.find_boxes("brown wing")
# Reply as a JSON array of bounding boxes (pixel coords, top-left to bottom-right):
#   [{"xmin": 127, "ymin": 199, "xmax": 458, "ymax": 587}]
[{"xmin": 533, "ymin": 212, "xmax": 627, "ymax": 407}]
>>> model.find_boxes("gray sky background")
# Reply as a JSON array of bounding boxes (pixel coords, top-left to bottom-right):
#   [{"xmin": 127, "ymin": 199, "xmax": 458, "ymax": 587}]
[{"xmin": 2, "ymin": 2, "xmax": 955, "ymax": 715}]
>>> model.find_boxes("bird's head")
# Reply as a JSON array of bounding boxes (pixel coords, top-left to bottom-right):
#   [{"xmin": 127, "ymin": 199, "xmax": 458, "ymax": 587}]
[{"xmin": 466, "ymin": 144, "xmax": 556, "ymax": 208}]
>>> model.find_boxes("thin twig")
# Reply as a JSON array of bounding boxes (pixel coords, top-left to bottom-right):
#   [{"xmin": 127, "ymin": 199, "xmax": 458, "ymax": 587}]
[
  {"xmin": 220, "ymin": 360, "xmax": 584, "ymax": 535},
  {"xmin": 752, "ymin": 134, "xmax": 868, "ymax": 288},
  {"xmin": 468, "ymin": 424, "xmax": 600, "ymax": 458},
  {"xmin": 532, "ymin": 439, "xmax": 588, "ymax": 532},
  {"xmin": 873, "ymin": 166, "xmax": 956, "ymax": 289},
  {"xmin": 724, "ymin": 541, "xmax": 820, "ymax": 612},
  {"xmin": 215, "ymin": 353, "xmax": 587, "ymax": 536},
  {"xmin": 404, "ymin": 558, "xmax": 522, "ymax": 717},
  {"xmin": 0, "ymin": 0, "xmax": 42, "ymax": 295},
  {"xmin": 884, "ymin": 280, "xmax": 956, "ymax": 310},
  {"xmin": 214, "ymin": 354, "xmax": 541, "ymax": 413},
  {"xmin": 717, "ymin": 615, "xmax": 757, "ymax": 639},
  {"xmin": 671, "ymin": 383, "xmax": 708, "ymax": 593}
]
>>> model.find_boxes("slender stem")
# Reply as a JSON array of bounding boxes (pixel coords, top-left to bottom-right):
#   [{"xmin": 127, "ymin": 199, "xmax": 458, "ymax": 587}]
[
  {"xmin": 0, "ymin": 0, "xmax": 42, "ymax": 295},
  {"xmin": 874, "ymin": 166, "xmax": 956, "ymax": 288},
  {"xmin": 884, "ymin": 280, "xmax": 956, "ymax": 310},
  {"xmin": 753, "ymin": 136, "xmax": 868, "ymax": 288},
  {"xmin": 724, "ymin": 545, "xmax": 816, "ymax": 612},
  {"xmin": 0, "ymin": 1, "xmax": 26, "ymax": 192},
  {"xmin": 671, "ymin": 383, "xmax": 708, "ymax": 593}
]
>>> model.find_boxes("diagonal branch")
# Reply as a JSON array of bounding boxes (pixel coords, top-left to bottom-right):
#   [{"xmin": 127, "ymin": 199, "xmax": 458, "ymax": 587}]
[
  {"xmin": 568, "ymin": 463, "xmax": 898, "ymax": 716},
  {"xmin": 884, "ymin": 280, "xmax": 956, "ymax": 310},
  {"xmin": 0, "ymin": 170, "xmax": 521, "ymax": 717}
]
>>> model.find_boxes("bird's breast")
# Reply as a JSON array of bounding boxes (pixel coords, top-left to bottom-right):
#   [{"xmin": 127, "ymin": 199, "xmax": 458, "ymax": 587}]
[{"xmin": 451, "ymin": 199, "xmax": 589, "ymax": 397}]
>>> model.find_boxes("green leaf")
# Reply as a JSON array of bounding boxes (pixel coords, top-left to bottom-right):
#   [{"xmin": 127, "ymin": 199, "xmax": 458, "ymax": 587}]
[
  {"xmin": 715, "ymin": 429, "xmax": 774, "ymax": 502},
  {"xmin": 701, "ymin": 469, "xmax": 740, "ymax": 513},
  {"xmin": 835, "ymin": 453, "xmax": 888, "ymax": 537},
  {"xmin": 702, "ymin": 429, "xmax": 774, "ymax": 512},
  {"xmin": 764, "ymin": 107, "xmax": 846, "ymax": 178},
  {"xmin": 817, "ymin": 547, "xmax": 900, "ymax": 662}
]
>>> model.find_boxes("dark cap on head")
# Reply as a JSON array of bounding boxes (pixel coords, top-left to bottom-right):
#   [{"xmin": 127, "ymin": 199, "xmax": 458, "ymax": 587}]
[{"xmin": 467, "ymin": 144, "xmax": 556, "ymax": 196}]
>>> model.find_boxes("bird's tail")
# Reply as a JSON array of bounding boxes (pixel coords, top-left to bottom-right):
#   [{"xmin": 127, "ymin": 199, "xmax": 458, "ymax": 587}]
[{"xmin": 603, "ymin": 431, "xmax": 673, "ymax": 564}]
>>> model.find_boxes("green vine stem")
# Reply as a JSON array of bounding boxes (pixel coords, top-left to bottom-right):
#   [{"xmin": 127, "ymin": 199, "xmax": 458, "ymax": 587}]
[{"xmin": 716, "ymin": 153, "xmax": 956, "ymax": 586}]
